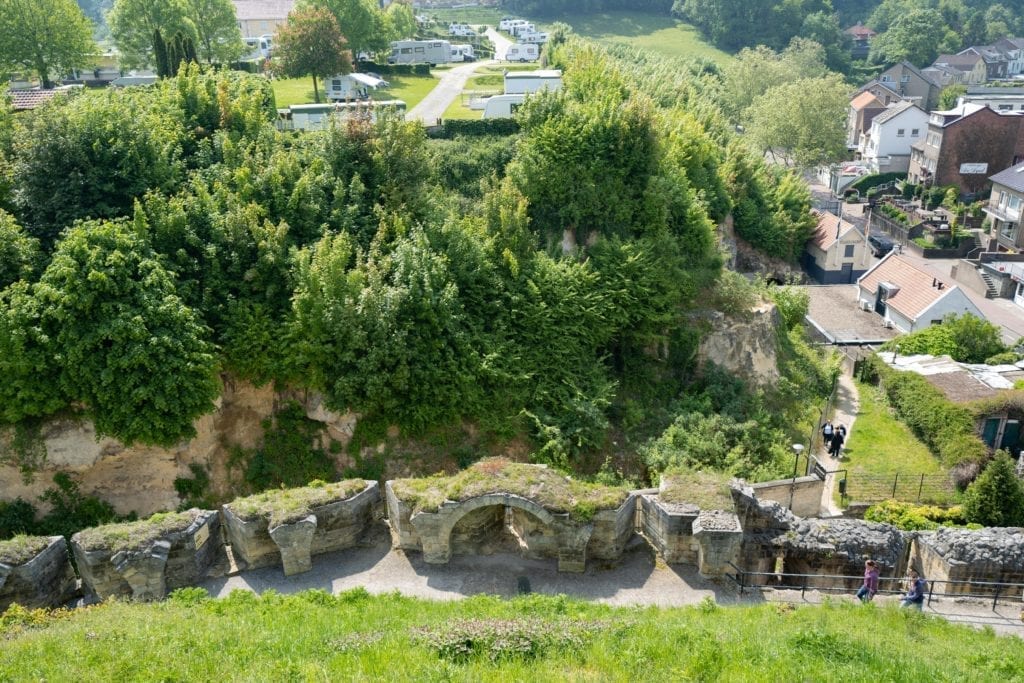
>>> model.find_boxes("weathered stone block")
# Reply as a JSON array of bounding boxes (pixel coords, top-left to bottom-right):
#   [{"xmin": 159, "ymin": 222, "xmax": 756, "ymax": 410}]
[
  {"xmin": 0, "ymin": 536, "xmax": 77, "ymax": 610},
  {"xmin": 269, "ymin": 516, "xmax": 317, "ymax": 576},
  {"xmin": 588, "ymin": 493, "xmax": 637, "ymax": 561},
  {"xmin": 73, "ymin": 509, "xmax": 223, "ymax": 601},
  {"xmin": 639, "ymin": 494, "xmax": 699, "ymax": 565},
  {"xmin": 693, "ymin": 511, "xmax": 743, "ymax": 577}
]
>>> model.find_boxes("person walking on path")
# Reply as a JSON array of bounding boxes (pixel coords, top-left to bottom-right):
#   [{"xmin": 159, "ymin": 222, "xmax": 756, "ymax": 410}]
[
  {"xmin": 900, "ymin": 570, "xmax": 927, "ymax": 609},
  {"xmin": 829, "ymin": 427, "xmax": 845, "ymax": 459},
  {"xmin": 821, "ymin": 420, "xmax": 834, "ymax": 451},
  {"xmin": 856, "ymin": 560, "xmax": 880, "ymax": 602}
]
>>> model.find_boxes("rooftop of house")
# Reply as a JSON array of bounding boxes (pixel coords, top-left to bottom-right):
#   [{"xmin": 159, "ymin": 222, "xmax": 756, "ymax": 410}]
[
  {"xmin": 802, "ymin": 284, "xmax": 899, "ymax": 344},
  {"xmin": 858, "ymin": 253, "xmax": 962, "ymax": 321},
  {"xmin": 931, "ymin": 102, "xmax": 989, "ymax": 126},
  {"xmin": 844, "ymin": 23, "xmax": 877, "ymax": 39},
  {"xmin": 856, "ymin": 79, "xmax": 903, "ymax": 101},
  {"xmin": 505, "ymin": 69, "xmax": 562, "ymax": 79},
  {"xmin": 851, "ymin": 91, "xmax": 883, "ymax": 111},
  {"xmin": 232, "ymin": 0, "xmax": 294, "ymax": 22},
  {"xmin": 885, "ymin": 353, "xmax": 1024, "ymax": 403},
  {"xmin": 809, "ymin": 209, "xmax": 862, "ymax": 251},
  {"xmin": 989, "ymin": 161, "xmax": 1024, "ymax": 193},
  {"xmin": 8, "ymin": 89, "xmax": 63, "ymax": 110},
  {"xmin": 872, "ymin": 100, "xmax": 922, "ymax": 125},
  {"xmin": 885, "ymin": 61, "xmax": 941, "ymax": 88},
  {"xmin": 933, "ymin": 53, "xmax": 984, "ymax": 69}
]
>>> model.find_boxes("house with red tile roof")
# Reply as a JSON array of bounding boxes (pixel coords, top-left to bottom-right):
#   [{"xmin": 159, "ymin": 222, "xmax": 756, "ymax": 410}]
[
  {"xmin": 857, "ymin": 253, "xmax": 983, "ymax": 332},
  {"xmin": 847, "ymin": 90, "xmax": 887, "ymax": 149},
  {"xmin": 803, "ymin": 210, "xmax": 872, "ymax": 284}
]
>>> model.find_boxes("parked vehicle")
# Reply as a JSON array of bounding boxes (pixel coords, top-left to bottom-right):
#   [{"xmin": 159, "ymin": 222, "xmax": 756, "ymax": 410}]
[
  {"xmin": 518, "ymin": 31, "xmax": 548, "ymax": 44},
  {"xmin": 483, "ymin": 94, "xmax": 525, "ymax": 118},
  {"xmin": 505, "ymin": 43, "xmax": 539, "ymax": 62},
  {"xmin": 510, "ymin": 22, "xmax": 536, "ymax": 37},
  {"xmin": 499, "ymin": 18, "xmax": 528, "ymax": 32},
  {"xmin": 450, "ymin": 44, "xmax": 475, "ymax": 62},
  {"xmin": 868, "ymin": 234, "xmax": 896, "ymax": 257},
  {"xmin": 388, "ymin": 40, "xmax": 452, "ymax": 66},
  {"xmin": 243, "ymin": 34, "xmax": 273, "ymax": 60},
  {"xmin": 449, "ymin": 23, "xmax": 476, "ymax": 37}
]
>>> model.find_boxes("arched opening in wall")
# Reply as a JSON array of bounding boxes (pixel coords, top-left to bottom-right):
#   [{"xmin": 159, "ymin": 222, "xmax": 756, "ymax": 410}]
[{"xmin": 448, "ymin": 504, "xmax": 558, "ymax": 562}]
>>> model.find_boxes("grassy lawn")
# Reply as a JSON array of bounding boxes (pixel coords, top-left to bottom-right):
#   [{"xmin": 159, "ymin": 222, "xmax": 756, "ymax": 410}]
[
  {"xmin": 842, "ymin": 380, "xmax": 954, "ymax": 504},
  {"xmin": 426, "ymin": 7, "xmax": 505, "ymax": 27},
  {"xmin": 442, "ymin": 95, "xmax": 481, "ymax": 121},
  {"xmin": 549, "ymin": 11, "xmax": 732, "ymax": 63},
  {"xmin": 272, "ymin": 74, "xmax": 440, "ymax": 111},
  {"xmin": 4, "ymin": 590, "xmax": 1022, "ymax": 680}
]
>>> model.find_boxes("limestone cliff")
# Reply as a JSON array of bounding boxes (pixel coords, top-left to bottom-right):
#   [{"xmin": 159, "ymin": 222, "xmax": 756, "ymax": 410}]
[{"xmin": 697, "ymin": 302, "xmax": 783, "ymax": 387}]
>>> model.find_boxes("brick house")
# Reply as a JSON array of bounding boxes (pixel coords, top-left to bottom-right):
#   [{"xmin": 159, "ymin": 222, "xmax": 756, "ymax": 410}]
[
  {"xmin": 233, "ymin": 0, "xmax": 293, "ymax": 39},
  {"xmin": 908, "ymin": 103, "xmax": 1024, "ymax": 194}
]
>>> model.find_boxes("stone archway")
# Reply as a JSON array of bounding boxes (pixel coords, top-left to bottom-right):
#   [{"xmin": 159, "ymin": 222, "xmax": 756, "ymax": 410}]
[{"xmin": 409, "ymin": 494, "xmax": 594, "ymax": 573}]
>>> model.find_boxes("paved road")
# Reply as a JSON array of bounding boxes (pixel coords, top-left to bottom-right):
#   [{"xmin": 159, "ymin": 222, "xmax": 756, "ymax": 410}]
[
  {"xmin": 200, "ymin": 525, "xmax": 1024, "ymax": 637},
  {"xmin": 405, "ymin": 28, "xmax": 515, "ymax": 124}
]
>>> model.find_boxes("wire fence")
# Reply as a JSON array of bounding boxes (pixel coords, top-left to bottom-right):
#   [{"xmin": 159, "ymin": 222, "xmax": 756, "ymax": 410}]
[{"xmin": 844, "ymin": 472, "xmax": 955, "ymax": 504}]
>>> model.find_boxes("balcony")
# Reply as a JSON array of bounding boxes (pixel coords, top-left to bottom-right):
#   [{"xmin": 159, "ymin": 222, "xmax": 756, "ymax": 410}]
[{"xmin": 985, "ymin": 204, "xmax": 1022, "ymax": 224}]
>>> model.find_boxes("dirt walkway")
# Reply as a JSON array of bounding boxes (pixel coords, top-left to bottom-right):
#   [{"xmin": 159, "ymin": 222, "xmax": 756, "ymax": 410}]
[{"xmin": 819, "ymin": 370, "xmax": 859, "ymax": 516}]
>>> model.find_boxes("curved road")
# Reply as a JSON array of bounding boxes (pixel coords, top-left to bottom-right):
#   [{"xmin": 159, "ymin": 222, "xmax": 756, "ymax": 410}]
[{"xmin": 405, "ymin": 28, "xmax": 514, "ymax": 124}]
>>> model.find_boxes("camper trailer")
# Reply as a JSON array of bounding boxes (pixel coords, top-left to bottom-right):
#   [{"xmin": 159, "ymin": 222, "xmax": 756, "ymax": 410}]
[
  {"xmin": 325, "ymin": 73, "xmax": 389, "ymax": 101},
  {"xmin": 482, "ymin": 94, "xmax": 526, "ymax": 119},
  {"xmin": 503, "ymin": 69, "xmax": 562, "ymax": 95},
  {"xmin": 449, "ymin": 23, "xmax": 477, "ymax": 37},
  {"xmin": 499, "ymin": 18, "xmax": 527, "ymax": 32},
  {"xmin": 450, "ymin": 44, "xmax": 475, "ymax": 62},
  {"xmin": 519, "ymin": 31, "xmax": 548, "ymax": 44},
  {"xmin": 277, "ymin": 100, "xmax": 407, "ymax": 132},
  {"xmin": 505, "ymin": 43, "xmax": 540, "ymax": 62},
  {"xmin": 510, "ymin": 22, "xmax": 536, "ymax": 37},
  {"xmin": 243, "ymin": 34, "xmax": 273, "ymax": 60},
  {"xmin": 388, "ymin": 40, "xmax": 452, "ymax": 66}
]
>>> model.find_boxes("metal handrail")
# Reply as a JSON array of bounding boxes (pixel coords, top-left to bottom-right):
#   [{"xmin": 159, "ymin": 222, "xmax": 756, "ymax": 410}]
[{"xmin": 724, "ymin": 562, "xmax": 1024, "ymax": 610}]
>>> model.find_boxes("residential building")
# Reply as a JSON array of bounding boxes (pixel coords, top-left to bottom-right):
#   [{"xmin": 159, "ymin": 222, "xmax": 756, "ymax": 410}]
[
  {"xmin": 877, "ymin": 61, "xmax": 941, "ymax": 109},
  {"xmin": 846, "ymin": 91, "xmax": 886, "ymax": 149},
  {"xmin": 992, "ymin": 37, "xmax": 1024, "ymax": 76},
  {"xmin": 984, "ymin": 161, "xmax": 1024, "ymax": 252},
  {"xmin": 858, "ymin": 101, "xmax": 929, "ymax": 173},
  {"xmin": 958, "ymin": 46, "xmax": 1008, "ymax": 80},
  {"xmin": 803, "ymin": 210, "xmax": 873, "ymax": 284},
  {"xmin": 844, "ymin": 23, "xmax": 876, "ymax": 61},
  {"xmin": 907, "ymin": 103, "xmax": 1024, "ymax": 194},
  {"xmin": 857, "ymin": 253, "xmax": 984, "ymax": 332},
  {"xmin": 931, "ymin": 53, "xmax": 988, "ymax": 85},
  {"xmin": 958, "ymin": 86, "xmax": 1024, "ymax": 113},
  {"xmin": 233, "ymin": 0, "xmax": 293, "ymax": 38},
  {"xmin": 922, "ymin": 63, "xmax": 966, "ymax": 88},
  {"xmin": 854, "ymin": 79, "xmax": 903, "ymax": 107}
]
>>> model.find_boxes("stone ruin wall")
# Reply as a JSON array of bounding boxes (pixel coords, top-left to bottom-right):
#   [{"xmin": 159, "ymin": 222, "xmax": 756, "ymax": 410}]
[{"xmin": 912, "ymin": 527, "xmax": 1024, "ymax": 599}]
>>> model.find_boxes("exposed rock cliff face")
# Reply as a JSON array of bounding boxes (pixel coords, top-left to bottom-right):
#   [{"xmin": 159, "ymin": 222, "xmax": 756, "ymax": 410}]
[
  {"xmin": 697, "ymin": 303, "xmax": 783, "ymax": 387},
  {"xmin": 0, "ymin": 378, "xmax": 360, "ymax": 517}
]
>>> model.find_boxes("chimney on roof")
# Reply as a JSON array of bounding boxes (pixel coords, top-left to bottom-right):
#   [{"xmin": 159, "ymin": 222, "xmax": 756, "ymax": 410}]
[{"xmin": 932, "ymin": 277, "xmax": 937, "ymax": 287}]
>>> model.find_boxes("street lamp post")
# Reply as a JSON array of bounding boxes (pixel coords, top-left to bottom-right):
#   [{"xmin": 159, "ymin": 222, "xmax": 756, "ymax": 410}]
[{"xmin": 789, "ymin": 444, "xmax": 805, "ymax": 511}]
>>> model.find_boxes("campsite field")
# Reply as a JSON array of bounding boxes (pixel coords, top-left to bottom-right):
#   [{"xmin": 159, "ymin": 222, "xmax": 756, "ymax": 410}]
[{"xmin": 271, "ymin": 75, "xmax": 439, "ymax": 109}]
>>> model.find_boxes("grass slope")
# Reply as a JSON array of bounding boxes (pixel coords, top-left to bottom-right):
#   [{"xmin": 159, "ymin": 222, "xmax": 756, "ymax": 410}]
[
  {"xmin": 553, "ymin": 12, "xmax": 732, "ymax": 63},
  {"xmin": 3, "ymin": 590, "xmax": 1022, "ymax": 681}
]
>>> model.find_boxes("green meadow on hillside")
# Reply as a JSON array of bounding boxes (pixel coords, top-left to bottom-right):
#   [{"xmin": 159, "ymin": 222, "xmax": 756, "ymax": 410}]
[{"xmin": 2, "ymin": 590, "xmax": 1022, "ymax": 681}]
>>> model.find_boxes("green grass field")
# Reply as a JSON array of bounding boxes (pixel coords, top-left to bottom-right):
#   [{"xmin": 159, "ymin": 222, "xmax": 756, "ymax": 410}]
[
  {"xmin": 271, "ymin": 74, "xmax": 439, "ymax": 110},
  {"xmin": 554, "ymin": 11, "xmax": 732, "ymax": 63},
  {"xmin": 3, "ymin": 589, "xmax": 1022, "ymax": 681},
  {"xmin": 841, "ymin": 380, "xmax": 955, "ymax": 504}
]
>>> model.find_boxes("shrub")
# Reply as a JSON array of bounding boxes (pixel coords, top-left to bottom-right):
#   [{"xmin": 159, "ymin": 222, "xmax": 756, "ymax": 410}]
[
  {"xmin": 0, "ymin": 498, "xmax": 37, "ymax": 540},
  {"xmin": 849, "ymin": 172, "xmax": 905, "ymax": 194},
  {"xmin": 431, "ymin": 119, "xmax": 521, "ymax": 138},
  {"xmin": 863, "ymin": 499, "xmax": 967, "ymax": 530},
  {"xmin": 243, "ymin": 401, "xmax": 336, "ymax": 491},
  {"xmin": 961, "ymin": 451, "xmax": 1024, "ymax": 527},
  {"xmin": 36, "ymin": 473, "xmax": 120, "ymax": 540},
  {"xmin": 411, "ymin": 617, "xmax": 611, "ymax": 661},
  {"xmin": 984, "ymin": 351, "xmax": 1019, "ymax": 365}
]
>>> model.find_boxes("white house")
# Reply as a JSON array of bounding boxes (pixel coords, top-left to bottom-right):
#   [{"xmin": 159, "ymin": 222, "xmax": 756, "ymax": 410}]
[
  {"xmin": 325, "ymin": 73, "xmax": 388, "ymax": 101},
  {"xmin": 857, "ymin": 253, "xmax": 984, "ymax": 332},
  {"xmin": 858, "ymin": 101, "xmax": 929, "ymax": 174},
  {"xmin": 802, "ymin": 210, "xmax": 873, "ymax": 284}
]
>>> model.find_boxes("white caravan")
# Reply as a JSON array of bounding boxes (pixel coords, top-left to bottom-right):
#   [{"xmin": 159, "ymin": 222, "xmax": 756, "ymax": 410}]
[
  {"xmin": 483, "ymin": 94, "xmax": 526, "ymax": 118},
  {"xmin": 505, "ymin": 43, "xmax": 540, "ymax": 62},
  {"xmin": 325, "ymin": 73, "xmax": 389, "ymax": 101},
  {"xmin": 449, "ymin": 23, "xmax": 477, "ymax": 37},
  {"xmin": 499, "ymin": 18, "xmax": 528, "ymax": 31},
  {"xmin": 503, "ymin": 69, "xmax": 562, "ymax": 95},
  {"xmin": 388, "ymin": 40, "xmax": 452, "ymax": 66},
  {"xmin": 519, "ymin": 31, "xmax": 549, "ymax": 44},
  {"xmin": 450, "ymin": 44, "xmax": 475, "ymax": 62}
]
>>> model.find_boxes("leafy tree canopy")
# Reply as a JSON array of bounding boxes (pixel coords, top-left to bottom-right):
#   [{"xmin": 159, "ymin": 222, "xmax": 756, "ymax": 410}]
[
  {"xmin": 185, "ymin": 0, "xmax": 245, "ymax": 64},
  {"xmin": 109, "ymin": 0, "xmax": 195, "ymax": 69},
  {"xmin": 962, "ymin": 451, "xmax": 1024, "ymax": 527},
  {"xmin": 882, "ymin": 313, "xmax": 1007, "ymax": 364},
  {"xmin": 0, "ymin": 0, "xmax": 96, "ymax": 88},
  {"xmin": 275, "ymin": 5, "xmax": 352, "ymax": 104}
]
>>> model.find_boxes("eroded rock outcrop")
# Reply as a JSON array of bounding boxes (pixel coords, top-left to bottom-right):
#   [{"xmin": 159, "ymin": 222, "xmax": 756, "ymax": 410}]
[
  {"xmin": 0, "ymin": 536, "xmax": 78, "ymax": 610},
  {"xmin": 697, "ymin": 304, "xmax": 782, "ymax": 387}
]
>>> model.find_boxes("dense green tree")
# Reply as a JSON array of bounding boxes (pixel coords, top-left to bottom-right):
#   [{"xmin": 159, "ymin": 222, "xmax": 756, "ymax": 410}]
[
  {"xmin": 746, "ymin": 73, "xmax": 849, "ymax": 168},
  {"xmin": 673, "ymin": 0, "xmax": 830, "ymax": 51},
  {"xmin": 109, "ymin": 0, "xmax": 194, "ymax": 68},
  {"xmin": 307, "ymin": 0, "xmax": 387, "ymax": 55},
  {"xmin": 884, "ymin": 313, "xmax": 1006, "ymax": 363},
  {"xmin": 0, "ymin": 282, "xmax": 67, "ymax": 424},
  {"xmin": 720, "ymin": 40, "xmax": 828, "ymax": 119},
  {"xmin": 869, "ymin": 9, "xmax": 948, "ymax": 66},
  {"xmin": 984, "ymin": 4, "xmax": 1017, "ymax": 42},
  {"xmin": 184, "ymin": 0, "xmax": 245, "ymax": 64},
  {"xmin": 938, "ymin": 84, "xmax": 967, "ymax": 110},
  {"xmin": 12, "ymin": 89, "xmax": 184, "ymax": 244},
  {"xmin": 0, "ymin": 0, "xmax": 96, "ymax": 88},
  {"xmin": 32, "ymin": 219, "xmax": 220, "ymax": 445},
  {"xmin": 383, "ymin": 0, "xmax": 416, "ymax": 43},
  {"xmin": 0, "ymin": 211, "xmax": 42, "ymax": 290},
  {"xmin": 275, "ymin": 6, "xmax": 352, "ymax": 104},
  {"xmin": 801, "ymin": 11, "xmax": 852, "ymax": 74},
  {"xmin": 962, "ymin": 451, "xmax": 1024, "ymax": 527}
]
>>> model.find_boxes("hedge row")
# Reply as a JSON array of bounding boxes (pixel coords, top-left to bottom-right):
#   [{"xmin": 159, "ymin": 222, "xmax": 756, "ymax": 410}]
[
  {"xmin": 863, "ymin": 355, "xmax": 988, "ymax": 467},
  {"xmin": 429, "ymin": 118, "xmax": 521, "ymax": 138},
  {"xmin": 354, "ymin": 62, "xmax": 431, "ymax": 76},
  {"xmin": 849, "ymin": 172, "xmax": 906, "ymax": 194}
]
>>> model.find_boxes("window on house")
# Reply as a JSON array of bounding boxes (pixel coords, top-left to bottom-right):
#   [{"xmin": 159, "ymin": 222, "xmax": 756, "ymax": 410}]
[
  {"xmin": 911, "ymin": 128, "xmax": 920, "ymax": 136},
  {"xmin": 901, "ymin": 75, "xmax": 910, "ymax": 82},
  {"xmin": 1010, "ymin": 195, "xmax": 1021, "ymax": 212},
  {"xmin": 881, "ymin": 75, "xmax": 893, "ymax": 82},
  {"xmin": 999, "ymin": 104, "xmax": 1013, "ymax": 110},
  {"xmin": 844, "ymin": 244, "xmax": 855, "ymax": 258},
  {"xmin": 897, "ymin": 128, "xmax": 905, "ymax": 136}
]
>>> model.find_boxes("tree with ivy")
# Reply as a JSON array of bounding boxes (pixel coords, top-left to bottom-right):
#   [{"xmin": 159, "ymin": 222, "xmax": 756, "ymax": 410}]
[
  {"xmin": 962, "ymin": 451, "xmax": 1024, "ymax": 527},
  {"xmin": 275, "ymin": 6, "xmax": 352, "ymax": 104},
  {"xmin": 0, "ymin": 0, "xmax": 96, "ymax": 88},
  {"xmin": 30, "ymin": 219, "xmax": 220, "ymax": 445}
]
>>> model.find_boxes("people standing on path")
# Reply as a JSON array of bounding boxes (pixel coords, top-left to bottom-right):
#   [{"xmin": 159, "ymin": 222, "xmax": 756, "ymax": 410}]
[
  {"xmin": 837, "ymin": 424, "xmax": 847, "ymax": 441},
  {"xmin": 821, "ymin": 420, "xmax": 834, "ymax": 451},
  {"xmin": 856, "ymin": 560, "xmax": 880, "ymax": 602},
  {"xmin": 900, "ymin": 570, "xmax": 927, "ymax": 610},
  {"xmin": 829, "ymin": 427, "xmax": 845, "ymax": 459}
]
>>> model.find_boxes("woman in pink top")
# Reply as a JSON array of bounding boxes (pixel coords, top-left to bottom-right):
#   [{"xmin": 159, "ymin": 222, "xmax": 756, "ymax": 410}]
[{"xmin": 856, "ymin": 559, "xmax": 880, "ymax": 602}]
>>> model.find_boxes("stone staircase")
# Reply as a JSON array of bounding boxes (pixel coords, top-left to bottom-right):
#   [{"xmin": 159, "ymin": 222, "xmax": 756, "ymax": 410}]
[{"xmin": 978, "ymin": 268, "xmax": 1000, "ymax": 299}]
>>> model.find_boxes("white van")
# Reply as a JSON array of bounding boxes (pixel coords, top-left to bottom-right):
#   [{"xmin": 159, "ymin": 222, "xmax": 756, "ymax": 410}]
[
  {"xmin": 506, "ymin": 43, "xmax": 540, "ymax": 62},
  {"xmin": 449, "ymin": 23, "xmax": 476, "ymax": 37}
]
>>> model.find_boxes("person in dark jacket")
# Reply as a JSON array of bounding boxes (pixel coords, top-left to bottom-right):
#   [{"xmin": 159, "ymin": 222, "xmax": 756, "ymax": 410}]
[
  {"xmin": 829, "ymin": 427, "xmax": 845, "ymax": 458},
  {"xmin": 856, "ymin": 559, "xmax": 880, "ymax": 602},
  {"xmin": 900, "ymin": 569, "xmax": 927, "ymax": 609}
]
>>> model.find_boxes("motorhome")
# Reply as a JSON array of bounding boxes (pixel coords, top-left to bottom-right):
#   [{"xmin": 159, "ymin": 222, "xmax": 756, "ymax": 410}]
[
  {"xmin": 519, "ymin": 31, "xmax": 548, "ymax": 44},
  {"xmin": 449, "ymin": 23, "xmax": 476, "ymax": 37},
  {"xmin": 499, "ymin": 18, "xmax": 527, "ymax": 31},
  {"xmin": 325, "ymin": 73, "xmax": 389, "ymax": 101},
  {"xmin": 388, "ymin": 40, "xmax": 452, "ymax": 66},
  {"xmin": 505, "ymin": 43, "xmax": 540, "ymax": 62},
  {"xmin": 450, "ymin": 44, "xmax": 475, "ymax": 62},
  {"xmin": 243, "ymin": 34, "xmax": 273, "ymax": 60},
  {"xmin": 510, "ymin": 22, "xmax": 536, "ymax": 37}
]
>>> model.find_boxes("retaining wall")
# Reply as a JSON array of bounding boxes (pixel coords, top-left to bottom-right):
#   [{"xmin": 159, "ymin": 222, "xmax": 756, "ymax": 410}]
[{"xmin": 0, "ymin": 537, "xmax": 77, "ymax": 610}]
